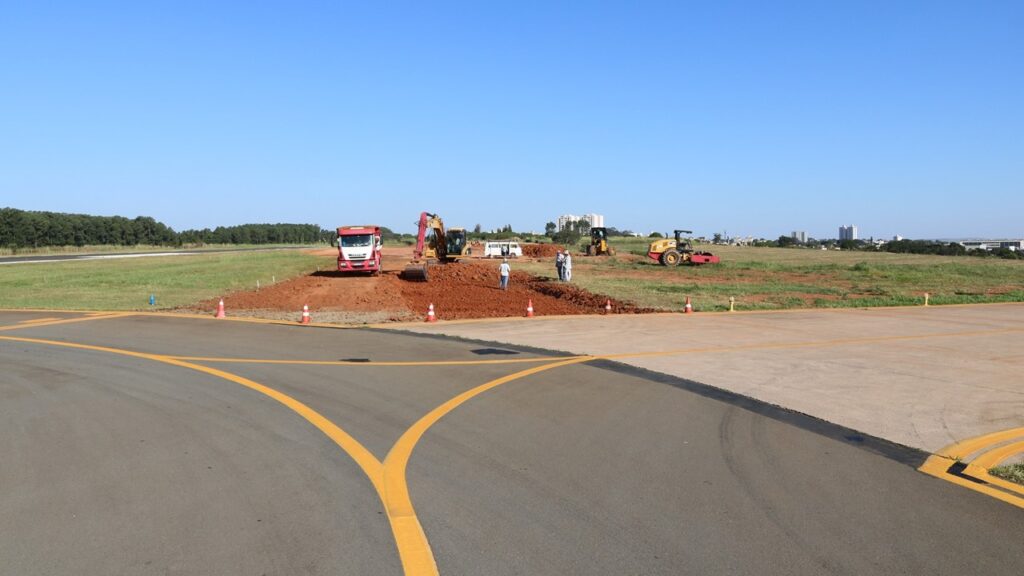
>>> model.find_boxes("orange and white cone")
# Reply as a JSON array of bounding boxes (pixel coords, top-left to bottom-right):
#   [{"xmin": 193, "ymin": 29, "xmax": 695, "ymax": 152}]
[
  {"xmin": 215, "ymin": 299, "xmax": 226, "ymax": 319},
  {"xmin": 526, "ymin": 299, "xmax": 534, "ymax": 318},
  {"xmin": 300, "ymin": 304, "xmax": 311, "ymax": 324},
  {"xmin": 604, "ymin": 299, "xmax": 612, "ymax": 314},
  {"xmin": 425, "ymin": 303, "xmax": 437, "ymax": 323},
  {"xmin": 684, "ymin": 296, "xmax": 693, "ymax": 314}
]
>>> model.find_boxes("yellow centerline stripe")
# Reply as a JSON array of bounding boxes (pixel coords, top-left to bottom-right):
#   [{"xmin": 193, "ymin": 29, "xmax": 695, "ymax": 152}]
[
  {"xmin": 381, "ymin": 357, "xmax": 592, "ymax": 574},
  {"xmin": 17, "ymin": 317, "xmax": 63, "ymax": 324},
  {"xmin": 166, "ymin": 354, "xmax": 586, "ymax": 367},
  {"xmin": 0, "ymin": 313, "xmax": 132, "ymax": 332},
  {"xmin": 0, "ymin": 334, "xmax": 593, "ymax": 575}
]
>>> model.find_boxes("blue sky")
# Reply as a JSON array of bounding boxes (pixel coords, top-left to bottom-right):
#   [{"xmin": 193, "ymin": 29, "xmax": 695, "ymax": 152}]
[{"xmin": 2, "ymin": 1, "xmax": 1021, "ymax": 239}]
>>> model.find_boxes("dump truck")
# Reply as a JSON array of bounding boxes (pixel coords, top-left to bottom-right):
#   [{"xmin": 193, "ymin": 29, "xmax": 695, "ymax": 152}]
[
  {"xmin": 336, "ymin": 225, "xmax": 383, "ymax": 275},
  {"xmin": 647, "ymin": 229, "xmax": 720, "ymax": 266}
]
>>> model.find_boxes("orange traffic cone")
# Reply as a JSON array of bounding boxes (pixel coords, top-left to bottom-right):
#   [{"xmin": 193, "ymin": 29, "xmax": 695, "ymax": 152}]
[
  {"xmin": 215, "ymin": 299, "xmax": 226, "ymax": 319},
  {"xmin": 526, "ymin": 299, "xmax": 534, "ymax": 317},
  {"xmin": 684, "ymin": 296, "xmax": 693, "ymax": 314},
  {"xmin": 300, "ymin": 304, "xmax": 311, "ymax": 324},
  {"xmin": 425, "ymin": 303, "xmax": 437, "ymax": 323},
  {"xmin": 604, "ymin": 299, "xmax": 612, "ymax": 314}
]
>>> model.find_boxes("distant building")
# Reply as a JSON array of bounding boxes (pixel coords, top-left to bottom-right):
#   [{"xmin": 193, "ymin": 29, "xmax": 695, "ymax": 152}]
[
  {"xmin": 839, "ymin": 225, "xmax": 859, "ymax": 241},
  {"xmin": 791, "ymin": 231, "xmax": 807, "ymax": 243},
  {"xmin": 556, "ymin": 213, "xmax": 604, "ymax": 231},
  {"xmin": 893, "ymin": 235, "xmax": 903, "ymax": 241},
  {"xmin": 960, "ymin": 240, "xmax": 1024, "ymax": 251}
]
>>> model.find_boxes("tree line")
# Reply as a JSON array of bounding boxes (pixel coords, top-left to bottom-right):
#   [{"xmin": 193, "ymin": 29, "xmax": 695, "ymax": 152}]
[
  {"xmin": 0, "ymin": 207, "xmax": 329, "ymax": 249},
  {"xmin": 761, "ymin": 234, "xmax": 1022, "ymax": 260}
]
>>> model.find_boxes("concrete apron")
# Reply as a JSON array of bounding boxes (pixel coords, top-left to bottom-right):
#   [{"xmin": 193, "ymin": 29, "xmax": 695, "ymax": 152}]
[{"xmin": 387, "ymin": 303, "xmax": 1024, "ymax": 454}]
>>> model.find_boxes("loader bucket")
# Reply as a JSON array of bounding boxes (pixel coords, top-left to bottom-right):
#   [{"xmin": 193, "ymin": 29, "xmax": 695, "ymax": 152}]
[{"xmin": 401, "ymin": 264, "xmax": 429, "ymax": 281}]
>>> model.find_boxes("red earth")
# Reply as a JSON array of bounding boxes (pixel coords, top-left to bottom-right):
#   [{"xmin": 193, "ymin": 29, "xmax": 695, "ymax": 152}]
[{"xmin": 192, "ymin": 245, "xmax": 654, "ymax": 322}]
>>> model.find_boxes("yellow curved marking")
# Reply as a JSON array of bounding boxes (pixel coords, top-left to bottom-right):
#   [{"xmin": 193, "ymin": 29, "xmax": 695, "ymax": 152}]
[
  {"xmin": 919, "ymin": 428, "xmax": 1024, "ymax": 509},
  {"xmin": 166, "ymin": 354, "xmax": 585, "ymax": 367},
  {"xmin": 0, "ymin": 312, "xmax": 131, "ymax": 331},
  {"xmin": 965, "ymin": 439, "xmax": 1024, "ymax": 497},
  {"xmin": 934, "ymin": 427, "xmax": 1024, "ymax": 461},
  {"xmin": 0, "ymin": 334, "xmax": 591, "ymax": 575},
  {"xmin": 970, "ymin": 439, "xmax": 1024, "ymax": 469},
  {"xmin": 381, "ymin": 357, "xmax": 592, "ymax": 573}
]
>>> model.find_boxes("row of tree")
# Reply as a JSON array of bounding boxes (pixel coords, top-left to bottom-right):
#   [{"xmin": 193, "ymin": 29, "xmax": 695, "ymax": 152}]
[
  {"xmin": 178, "ymin": 223, "xmax": 325, "ymax": 245},
  {"xmin": 0, "ymin": 207, "xmax": 329, "ymax": 249},
  {"xmin": 764, "ymin": 235, "xmax": 1023, "ymax": 259}
]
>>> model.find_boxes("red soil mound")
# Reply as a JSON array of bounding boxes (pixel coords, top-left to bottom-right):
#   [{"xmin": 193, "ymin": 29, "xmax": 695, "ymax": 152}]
[
  {"xmin": 192, "ymin": 259, "xmax": 654, "ymax": 322},
  {"xmin": 521, "ymin": 243, "xmax": 565, "ymax": 258}
]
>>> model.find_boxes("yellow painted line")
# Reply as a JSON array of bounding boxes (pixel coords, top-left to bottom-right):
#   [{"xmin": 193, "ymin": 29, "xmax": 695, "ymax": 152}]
[
  {"xmin": 0, "ymin": 313, "xmax": 131, "ymax": 332},
  {"xmin": 934, "ymin": 427, "xmax": 1024, "ymax": 460},
  {"xmin": 166, "ymin": 354, "xmax": 586, "ymax": 367},
  {"xmin": 381, "ymin": 357, "xmax": 592, "ymax": 575},
  {"xmin": 17, "ymin": 317, "xmax": 63, "ymax": 324},
  {"xmin": 919, "ymin": 428, "xmax": 1024, "ymax": 509},
  {"xmin": 918, "ymin": 456, "xmax": 1024, "ymax": 509},
  {"xmin": 963, "ymin": 440, "xmax": 1024, "ymax": 497},
  {"xmin": 0, "ymin": 334, "xmax": 592, "ymax": 575},
  {"xmin": 970, "ymin": 466, "xmax": 1024, "ymax": 498},
  {"xmin": 971, "ymin": 439, "xmax": 1024, "ymax": 469}
]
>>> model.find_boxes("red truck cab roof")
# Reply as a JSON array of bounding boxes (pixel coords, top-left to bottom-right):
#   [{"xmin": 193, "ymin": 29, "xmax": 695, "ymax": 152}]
[{"xmin": 336, "ymin": 226, "xmax": 380, "ymax": 235}]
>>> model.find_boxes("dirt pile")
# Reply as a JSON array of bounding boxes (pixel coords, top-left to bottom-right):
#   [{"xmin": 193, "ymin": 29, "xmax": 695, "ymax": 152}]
[
  {"xmin": 189, "ymin": 258, "xmax": 654, "ymax": 323},
  {"xmin": 397, "ymin": 261, "xmax": 654, "ymax": 320},
  {"xmin": 521, "ymin": 243, "xmax": 565, "ymax": 258}
]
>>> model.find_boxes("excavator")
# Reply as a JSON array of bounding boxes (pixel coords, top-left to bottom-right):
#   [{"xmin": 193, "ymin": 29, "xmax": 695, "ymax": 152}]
[
  {"xmin": 647, "ymin": 229, "xmax": 720, "ymax": 266},
  {"xmin": 401, "ymin": 211, "xmax": 470, "ymax": 281}
]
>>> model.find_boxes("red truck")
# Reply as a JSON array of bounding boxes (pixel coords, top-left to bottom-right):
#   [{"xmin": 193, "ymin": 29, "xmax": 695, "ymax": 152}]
[{"xmin": 336, "ymin": 226, "xmax": 383, "ymax": 274}]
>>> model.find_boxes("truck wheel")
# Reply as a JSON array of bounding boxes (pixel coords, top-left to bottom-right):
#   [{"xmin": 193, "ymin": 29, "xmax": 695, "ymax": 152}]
[{"xmin": 663, "ymin": 250, "xmax": 681, "ymax": 266}]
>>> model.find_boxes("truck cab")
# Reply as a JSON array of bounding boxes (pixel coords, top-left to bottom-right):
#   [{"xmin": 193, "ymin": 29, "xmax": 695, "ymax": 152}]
[{"xmin": 337, "ymin": 226, "xmax": 383, "ymax": 274}]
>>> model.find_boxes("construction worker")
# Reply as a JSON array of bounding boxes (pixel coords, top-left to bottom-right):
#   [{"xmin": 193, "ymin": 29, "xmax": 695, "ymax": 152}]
[
  {"xmin": 562, "ymin": 250, "xmax": 572, "ymax": 282},
  {"xmin": 555, "ymin": 250, "xmax": 565, "ymax": 281},
  {"xmin": 499, "ymin": 258, "xmax": 511, "ymax": 290}
]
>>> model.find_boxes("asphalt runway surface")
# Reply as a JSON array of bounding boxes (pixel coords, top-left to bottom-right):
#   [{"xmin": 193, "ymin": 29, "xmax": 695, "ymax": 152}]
[{"xmin": 2, "ymin": 311, "xmax": 1022, "ymax": 575}]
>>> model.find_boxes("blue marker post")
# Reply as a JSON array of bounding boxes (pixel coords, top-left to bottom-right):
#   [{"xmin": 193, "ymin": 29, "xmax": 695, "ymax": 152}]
[{"xmin": 149, "ymin": 294, "xmax": 155, "ymax": 306}]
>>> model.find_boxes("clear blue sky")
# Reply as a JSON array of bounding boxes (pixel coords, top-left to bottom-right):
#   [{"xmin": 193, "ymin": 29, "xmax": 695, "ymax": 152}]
[{"xmin": 2, "ymin": 1, "xmax": 1021, "ymax": 239}]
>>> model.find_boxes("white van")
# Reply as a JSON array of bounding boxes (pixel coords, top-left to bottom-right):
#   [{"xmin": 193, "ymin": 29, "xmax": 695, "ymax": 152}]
[{"xmin": 483, "ymin": 241, "xmax": 522, "ymax": 258}]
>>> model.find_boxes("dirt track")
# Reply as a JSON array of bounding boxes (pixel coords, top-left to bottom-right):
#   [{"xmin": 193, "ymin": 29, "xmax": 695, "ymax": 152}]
[{"xmin": 193, "ymin": 245, "xmax": 654, "ymax": 323}]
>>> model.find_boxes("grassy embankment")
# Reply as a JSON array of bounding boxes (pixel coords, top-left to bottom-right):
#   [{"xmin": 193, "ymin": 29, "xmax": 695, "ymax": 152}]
[
  {"xmin": 0, "ymin": 250, "xmax": 335, "ymax": 310},
  {"xmin": 516, "ymin": 237, "xmax": 1024, "ymax": 311}
]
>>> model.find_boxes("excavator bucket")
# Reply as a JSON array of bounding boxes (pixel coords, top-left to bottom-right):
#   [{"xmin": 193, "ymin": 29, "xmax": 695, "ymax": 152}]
[{"xmin": 401, "ymin": 263, "xmax": 429, "ymax": 281}]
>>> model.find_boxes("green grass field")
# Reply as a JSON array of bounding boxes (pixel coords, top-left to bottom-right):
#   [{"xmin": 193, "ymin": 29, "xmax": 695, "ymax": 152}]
[
  {"xmin": 2, "ymin": 238, "xmax": 1022, "ymax": 313},
  {"xmin": 516, "ymin": 238, "xmax": 1024, "ymax": 311},
  {"xmin": 0, "ymin": 249, "xmax": 334, "ymax": 310}
]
